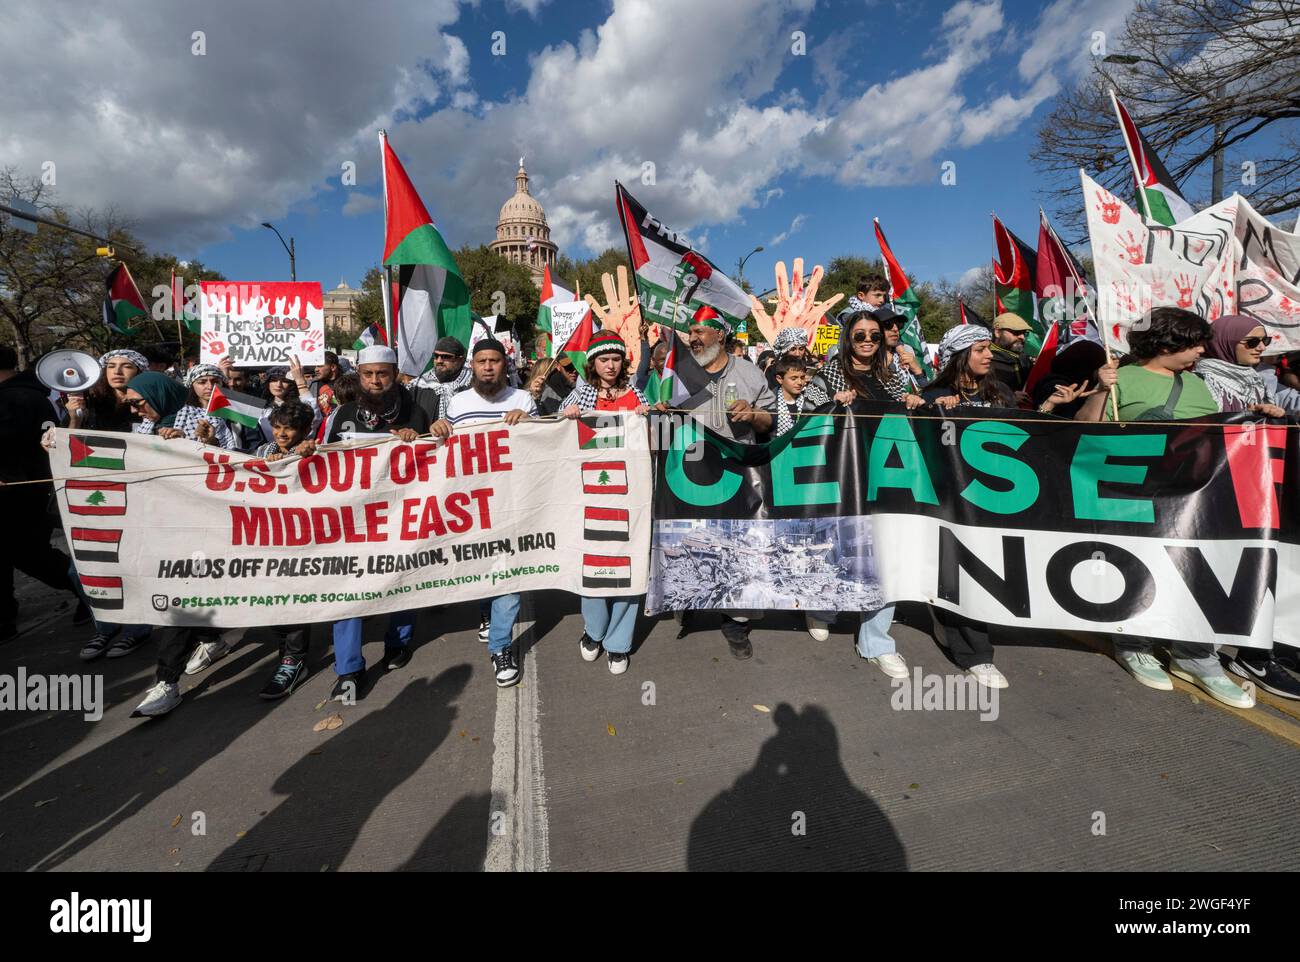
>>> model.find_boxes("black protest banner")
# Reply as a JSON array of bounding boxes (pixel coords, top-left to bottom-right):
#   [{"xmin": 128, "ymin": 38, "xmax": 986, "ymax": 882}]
[{"xmin": 646, "ymin": 404, "xmax": 1298, "ymax": 649}]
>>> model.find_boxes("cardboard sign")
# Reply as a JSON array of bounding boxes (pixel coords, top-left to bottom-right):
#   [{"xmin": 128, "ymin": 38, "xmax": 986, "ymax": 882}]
[
  {"xmin": 200, "ymin": 281, "xmax": 325, "ymax": 368},
  {"xmin": 812, "ymin": 324, "xmax": 840, "ymax": 355}
]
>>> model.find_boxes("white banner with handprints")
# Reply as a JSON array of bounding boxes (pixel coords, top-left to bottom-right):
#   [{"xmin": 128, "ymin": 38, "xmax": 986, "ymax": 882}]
[{"xmin": 200, "ymin": 281, "xmax": 326, "ymax": 367}]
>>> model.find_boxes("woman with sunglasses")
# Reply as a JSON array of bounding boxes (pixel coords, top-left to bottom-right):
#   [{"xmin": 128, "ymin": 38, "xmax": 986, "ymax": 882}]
[
  {"xmin": 807, "ymin": 313, "xmax": 921, "ymax": 675},
  {"xmin": 1191, "ymin": 316, "xmax": 1300, "ymax": 700},
  {"xmin": 1193, "ymin": 315, "xmax": 1287, "ymax": 418}
]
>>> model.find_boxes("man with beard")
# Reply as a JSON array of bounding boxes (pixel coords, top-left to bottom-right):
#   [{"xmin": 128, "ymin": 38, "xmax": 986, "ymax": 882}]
[
  {"xmin": 989, "ymin": 312, "xmax": 1034, "ymax": 399},
  {"xmin": 324, "ymin": 345, "xmax": 431, "ymax": 701},
  {"xmin": 409, "ymin": 336, "xmax": 470, "ymax": 421},
  {"xmin": 431, "ymin": 339, "xmax": 535, "ymax": 687},
  {"xmin": 676, "ymin": 305, "xmax": 774, "ymax": 660}
]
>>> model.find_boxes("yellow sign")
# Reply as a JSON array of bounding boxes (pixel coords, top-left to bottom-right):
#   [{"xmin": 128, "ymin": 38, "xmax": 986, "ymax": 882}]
[{"xmin": 812, "ymin": 324, "xmax": 840, "ymax": 355}]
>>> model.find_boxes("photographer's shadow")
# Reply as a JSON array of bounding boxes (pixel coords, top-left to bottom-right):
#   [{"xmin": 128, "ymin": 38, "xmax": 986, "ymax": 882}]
[{"xmin": 687, "ymin": 703, "xmax": 907, "ymax": 872}]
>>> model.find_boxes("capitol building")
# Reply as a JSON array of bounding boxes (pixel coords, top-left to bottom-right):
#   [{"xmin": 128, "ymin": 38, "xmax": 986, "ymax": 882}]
[{"xmin": 490, "ymin": 158, "xmax": 558, "ymax": 288}]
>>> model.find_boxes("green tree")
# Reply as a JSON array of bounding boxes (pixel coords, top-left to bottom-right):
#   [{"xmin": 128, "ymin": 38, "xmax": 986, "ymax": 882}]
[{"xmin": 455, "ymin": 244, "xmax": 540, "ymax": 346}]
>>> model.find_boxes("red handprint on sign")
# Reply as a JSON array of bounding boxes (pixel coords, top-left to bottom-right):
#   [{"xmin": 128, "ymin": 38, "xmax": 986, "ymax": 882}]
[
  {"xmin": 299, "ymin": 331, "xmax": 323, "ymax": 355},
  {"xmin": 1111, "ymin": 282, "xmax": 1136, "ymax": 313},
  {"xmin": 1278, "ymin": 296, "xmax": 1300, "ymax": 320},
  {"xmin": 1149, "ymin": 270, "xmax": 1167, "ymax": 302},
  {"xmin": 1174, "ymin": 273, "xmax": 1195, "ymax": 309},
  {"xmin": 202, "ymin": 331, "xmax": 226, "ymax": 357},
  {"xmin": 1118, "ymin": 230, "xmax": 1144, "ymax": 265},
  {"xmin": 1095, "ymin": 188, "xmax": 1122, "ymax": 225}
]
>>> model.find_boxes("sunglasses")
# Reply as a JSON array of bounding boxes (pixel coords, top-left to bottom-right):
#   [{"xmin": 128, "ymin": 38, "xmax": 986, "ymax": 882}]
[
  {"xmin": 877, "ymin": 318, "xmax": 901, "ymax": 329},
  {"xmin": 1241, "ymin": 335, "xmax": 1274, "ymax": 349},
  {"xmin": 558, "ymin": 363, "xmax": 575, "ymax": 373},
  {"xmin": 433, "ymin": 352, "xmax": 461, "ymax": 360},
  {"xmin": 125, "ymin": 398, "xmax": 148, "ymax": 410},
  {"xmin": 851, "ymin": 331, "xmax": 883, "ymax": 344}
]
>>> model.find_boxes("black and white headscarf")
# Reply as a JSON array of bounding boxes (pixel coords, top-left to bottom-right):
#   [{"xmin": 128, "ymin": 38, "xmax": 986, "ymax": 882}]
[{"xmin": 560, "ymin": 381, "xmax": 649, "ymax": 412}]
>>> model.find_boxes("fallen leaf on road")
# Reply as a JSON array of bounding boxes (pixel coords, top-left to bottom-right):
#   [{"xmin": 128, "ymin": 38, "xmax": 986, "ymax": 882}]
[
  {"xmin": 458, "ymin": 730, "xmax": 467, "ymax": 738},
  {"xmin": 170, "ymin": 815, "xmax": 182, "ymax": 828},
  {"xmin": 34, "ymin": 797, "xmax": 57, "ymax": 808},
  {"xmin": 753, "ymin": 704, "xmax": 770, "ymax": 713},
  {"xmin": 675, "ymin": 779, "xmax": 684, "ymax": 785},
  {"xmin": 320, "ymin": 864, "xmax": 330, "ymax": 872},
  {"xmin": 313, "ymin": 713, "xmax": 343, "ymax": 733},
  {"xmin": 314, "ymin": 700, "xmax": 327, "ymax": 711},
  {"xmin": 168, "ymin": 847, "xmax": 179, "ymax": 856},
  {"xmin": 308, "ymin": 748, "xmax": 323, "ymax": 756},
  {"xmin": 909, "ymin": 783, "xmax": 920, "ymax": 790},
  {"xmin": 607, "ymin": 724, "xmax": 617, "ymax": 736},
  {"xmin": 471, "ymin": 736, "xmax": 480, "ymax": 743},
  {"xmin": 235, "ymin": 831, "xmax": 246, "ymax": 838},
  {"xmin": 155, "ymin": 767, "xmax": 167, "ymax": 775}
]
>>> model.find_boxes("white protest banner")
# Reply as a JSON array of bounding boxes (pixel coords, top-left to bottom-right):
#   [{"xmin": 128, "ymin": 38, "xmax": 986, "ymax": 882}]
[
  {"xmin": 1083, "ymin": 171, "xmax": 1300, "ymax": 351},
  {"xmin": 548, "ymin": 301, "xmax": 590, "ymax": 351},
  {"xmin": 200, "ymin": 281, "xmax": 326, "ymax": 367},
  {"xmin": 50, "ymin": 414, "xmax": 651, "ymax": 626}
]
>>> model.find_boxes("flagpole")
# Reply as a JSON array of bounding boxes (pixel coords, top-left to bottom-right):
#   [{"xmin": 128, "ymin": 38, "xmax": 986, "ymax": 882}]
[
  {"xmin": 1110, "ymin": 89, "xmax": 1154, "ymax": 222},
  {"xmin": 1044, "ymin": 205, "xmax": 1119, "ymax": 421},
  {"xmin": 378, "ymin": 129, "xmax": 396, "ymax": 350},
  {"xmin": 171, "ymin": 269, "xmax": 183, "ymax": 346}
]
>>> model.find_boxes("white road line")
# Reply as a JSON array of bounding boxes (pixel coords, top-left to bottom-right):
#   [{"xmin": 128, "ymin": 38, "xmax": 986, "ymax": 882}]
[{"xmin": 484, "ymin": 596, "xmax": 550, "ymax": 872}]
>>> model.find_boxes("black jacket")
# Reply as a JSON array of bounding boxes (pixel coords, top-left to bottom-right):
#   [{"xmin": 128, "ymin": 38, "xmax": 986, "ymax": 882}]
[{"xmin": 0, "ymin": 371, "xmax": 57, "ymax": 485}]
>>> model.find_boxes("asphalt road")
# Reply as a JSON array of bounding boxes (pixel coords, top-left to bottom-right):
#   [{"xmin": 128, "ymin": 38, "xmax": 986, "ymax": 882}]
[{"xmin": 3, "ymin": 572, "xmax": 1299, "ymax": 872}]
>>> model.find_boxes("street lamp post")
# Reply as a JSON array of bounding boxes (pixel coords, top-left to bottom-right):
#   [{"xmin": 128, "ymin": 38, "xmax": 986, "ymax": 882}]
[
  {"xmin": 737, "ymin": 245, "xmax": 763, "ymax": 288},
  {"xmin": 261, "ymin": 221, "xmax": 297, "ymax": 281},
  {"xmin": 1103, "ymin": 54, "xmax": 1225, "ymax": 203}
]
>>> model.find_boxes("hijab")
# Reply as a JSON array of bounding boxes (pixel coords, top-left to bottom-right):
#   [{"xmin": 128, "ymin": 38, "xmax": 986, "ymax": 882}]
[{"xmin": 128, "ymin": 371, "xmax": 187, "ymax": 427}]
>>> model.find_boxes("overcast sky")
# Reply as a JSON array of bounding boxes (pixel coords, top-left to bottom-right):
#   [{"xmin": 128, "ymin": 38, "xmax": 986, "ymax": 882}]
[{"xmin": 2, "ymin": 0, "xmax": 1144, "ymax": 291}]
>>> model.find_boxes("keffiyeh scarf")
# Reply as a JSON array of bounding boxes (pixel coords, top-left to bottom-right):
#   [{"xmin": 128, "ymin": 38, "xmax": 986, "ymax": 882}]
[{"xmin": 1194, "ymin": 359, "xmax": 1270, "ymax": 413}]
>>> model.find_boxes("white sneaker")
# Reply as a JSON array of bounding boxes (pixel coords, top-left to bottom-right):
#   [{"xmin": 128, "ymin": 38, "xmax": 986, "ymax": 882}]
[
  {"xmin": 579, "ymin": 633, "xmax": 602, "ymax": 662},
  {"xmin": 607, "ymin": 652, "xmax": 629, "ymax": 675},
  {"xmin": 477, "ymin": 618, "xmax": 490, "ymax": 643},
  {"xmin": 134, "ymin": 681, "xmax": 182, "ymax": 717},
  {"xmin": 805, "ymin": 613, "xmax": 830, "ymax": 641},
  {"xmin": 870, "ymin": 652, "xmax": 910, "ymax": 679},
  {"xmin": 967, "ymin": 663, "xmax": 1009, "ymax": 689},
  {"xmin": 184, "ymin": 638, "xmax": 232, "ymax": 675},
  {"xmin": 1114, "ymin": 649, "xmax": 1174, "ymax": 691},
  {"xmin": 1168, "ymin": 665, "xmax": 1255, "ymax": 709}
]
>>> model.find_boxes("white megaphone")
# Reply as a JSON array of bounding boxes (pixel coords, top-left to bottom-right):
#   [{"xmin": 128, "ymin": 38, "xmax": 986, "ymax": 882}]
[{"xmin": 34, "ymin": 350, "xmax": 102, "ymax": 393}]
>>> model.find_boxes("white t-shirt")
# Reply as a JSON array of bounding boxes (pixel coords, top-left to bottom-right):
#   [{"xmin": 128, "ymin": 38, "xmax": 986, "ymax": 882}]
[{"xmin": 445, "ymin": 385, "xmax": 537, "ymax": 427}]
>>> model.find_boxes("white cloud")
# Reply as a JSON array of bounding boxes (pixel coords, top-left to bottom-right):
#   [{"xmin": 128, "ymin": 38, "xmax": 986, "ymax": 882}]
[
  {"xmin": 1017, "ymin": 0, "xmax": 1136, "ymax": 82},
  {"xmin": 341, "ymin": 192, "xmax": 380, "ymax": 217},
  {"xmin": 957, "ymin": 265, "xmax": 986, "ymax": 290},
  {"xmin": 768, "ymin": 213, "xmax": 808, "ymax": 247}
]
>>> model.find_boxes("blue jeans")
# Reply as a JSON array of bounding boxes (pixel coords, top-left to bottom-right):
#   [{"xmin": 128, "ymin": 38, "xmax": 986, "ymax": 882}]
[
  {"xmin": 331, "ymin": 610, "xmax": 416, "ymax": 675},
  {"xmin": 855, "ymin": 605, "xmax": 897, "ymax": 659},
  {"xmin": 68, "ymin": 560, "xmax": 150, "ymax": 643},
  {"xmin": 581, "ymin": 596, "xmax": 638, "ymax": 655},
  {"xmin": 480, "ymin": 594, "xmax": 520, "ymax": 654}
]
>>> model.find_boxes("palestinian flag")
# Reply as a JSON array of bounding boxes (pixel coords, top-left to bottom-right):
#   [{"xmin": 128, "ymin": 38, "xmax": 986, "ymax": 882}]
[
  {"xmin": 873, "ymin": 218, "xmax": 933, "ymax": 378},
  {"xmin": 206, "ymin": 384, "xmax": 265, "ymax": 428},
  {"xmin": 353, "ymin": 322, "xmax": 388, "ymax": 351},
  {"xmin": 79, "ymin": 574, "xmax": 124, "ymax": 610},
  {"xmin": 71, "ymin": 528, "xmax": 122, "ymax": 563},
  {"xmin": 958, "ymin": 298, "xmax": 989, "ymax": 329},
  {"xmin": 68, "ymin": 434, "xmax": 125, "ymax": 470},
  {"xmin": 648, "ymin": 326, "xmax": 701, "ymax": 405},
  {"xmin": 381, "ymin": 131, "xmax": 472, "ymax": 376},
  {"xmin": 1027, "ymin": 211, "xmax": 1105, "ymax": 396},
  {"xmin": 578, "ymin": 414, "xmax": 625, "ymax": 450},
  {"xmin": 66, "ymin": 480, "xmax": 126, "ymax": 516},
  {"xmin": 555, "ymin": 302, "xmax": 596, "ymax": 371},
  {"xmin": 582, "ymin": 554, "xmax": 632, "ymax": 589},
  {"xmin": 992, "ymin": 215, "xmax": 1044, "ymax": 355},
  {"xmin": 582, "ymin": 461, "xmax": 628, "ymax": 495},
  {"xmin": 171, "ymin": 269, "xmax": 201, "ymax": 334},
  {"xmin": 103, "ymin": 263, "xmax": 146, "ymax": 336},
  {"xmin": 1111, "ymin": 90, "xmax": 1195, "ymax": 227},
  {"xmin": 536, "ymin": 264, "xmax": 575, "ymax": 356},
  {"xmin": 615, "ymin": 183, "xmax": 750, "ymax": 334},
  {"xmin": 583, "ymin": 507, "xmax": 630, "ymax": 542}
]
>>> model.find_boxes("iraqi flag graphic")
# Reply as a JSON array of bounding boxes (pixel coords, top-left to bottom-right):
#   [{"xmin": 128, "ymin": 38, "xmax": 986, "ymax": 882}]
[
  {"xmin": 80, "ymin": 574, "xmax": 124, "ymax": 610},
  {"xmin": 582, "ymin": 554, "xmax": 632, "ymax": 589},
  {"xmin": 71, "ymin": 528, "xmax": 122, "ymax": 563},
  {"xmin": 581, "ymin": 461, "xmax": 628, "ymax": 495},
  {"xmin": 66, "ymin": 480, "xmax": 127, "ymax": 516},
  {"xmin": 583, "ymin": 507, "xmax": 630, "ymax": 542}
]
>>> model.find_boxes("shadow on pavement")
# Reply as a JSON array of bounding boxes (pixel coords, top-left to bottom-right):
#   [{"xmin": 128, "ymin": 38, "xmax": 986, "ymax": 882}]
[
  {"xmin": 209, "ymin": 664, "xmax": 473, "ymax": 872},
  {"xmin": 687, "ymin": 703, "xmax": 907, "ymax": 871},
  {"xmin": 399, "ymin": 791, "xmax": 493, "ymax": 871}
]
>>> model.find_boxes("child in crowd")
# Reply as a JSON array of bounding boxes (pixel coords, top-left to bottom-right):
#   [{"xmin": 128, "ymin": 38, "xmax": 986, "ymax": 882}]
[
  {"xmin": 256, "ymin": 401, "xmax": 317, "ymax": 461},
  {"xmin": 767, "ymin": 354, "xmax": 829, "ymax": 437}
]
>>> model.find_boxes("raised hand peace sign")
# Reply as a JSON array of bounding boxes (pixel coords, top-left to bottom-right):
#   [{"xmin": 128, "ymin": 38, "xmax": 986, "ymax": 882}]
[
  {"xmin": 749, "ymin": 258, "xmax": 844, "ymax": 345},
  {"xmin": 585, "ymin": 265, "xmax": 644, "ymax": 371}
]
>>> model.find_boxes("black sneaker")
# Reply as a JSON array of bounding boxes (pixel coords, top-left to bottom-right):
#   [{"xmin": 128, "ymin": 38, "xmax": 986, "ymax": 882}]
[
  {"xmin": 331, "ymin": 670, "xmax": 366, "ymax": 703},
  {"xmin": 492, "ymin": 649, "xmax": 521, "ymax": 688},
  {"xmin": 260, "ymin": 657, "xmax": 308, "ymax": 700},
  {"xmin": 80, "ymin": 633, "xmax": 113, "ymax": 661},
  {"xmin": 384, "ymin": 646, "xmax": 412, "ymax": 670},
  {"xmin": 1227, "ymin": 651, "xmax": 1300, "ymax": 701},
  {"xmin": 105, "ymin": 634, "xmax": 147, "ymax": 659},
  {"xmin": 1276, "ymin": 646, "xmax": 1300, "ymax": 674},
  {"xmin": 71, "ymin": 600, "xmax": 92, "ymax": 625},
  {"xmin": 579, "ymin": 632, "xmax": 602, "ymax": 662},
  {"xmin": 720, "ymin": 616, "xmax": 753, "ymax": 661},
  {"xmin": 478, "ymin": 618, "xmax": 490, "ymax": 644}
]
